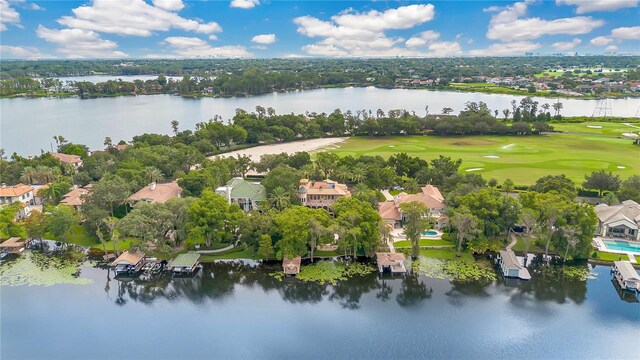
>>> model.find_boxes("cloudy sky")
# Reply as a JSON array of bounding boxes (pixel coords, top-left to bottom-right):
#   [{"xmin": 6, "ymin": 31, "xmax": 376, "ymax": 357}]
[{"xmin": 1, "ymin": 0, "xmax": 638, "ymax": 59}]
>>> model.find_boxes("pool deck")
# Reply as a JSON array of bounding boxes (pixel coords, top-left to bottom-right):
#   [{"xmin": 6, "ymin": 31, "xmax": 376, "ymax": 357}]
[{"xmin": 593, "ymin": 237, "xmax": 638, "ymax": 264}]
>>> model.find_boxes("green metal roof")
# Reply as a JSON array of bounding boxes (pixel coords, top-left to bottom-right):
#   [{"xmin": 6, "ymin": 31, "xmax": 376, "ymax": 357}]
[
  {"xmin": 226, "ymin": 178, "xmax": 267, "ymax": 201},
  {"xmin": 169, "ymin": 252, "xmax": 200, "ymax": 267}
]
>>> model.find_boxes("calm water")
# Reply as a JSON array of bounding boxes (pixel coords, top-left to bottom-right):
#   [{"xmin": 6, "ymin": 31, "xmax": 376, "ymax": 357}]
[
  {"xmin": 1, "ymin": 259, "xmax": 639, "ymax": 360},
  {"xmin": 2, "ymin": 88, "xmax": 639, "ymax": 155}
]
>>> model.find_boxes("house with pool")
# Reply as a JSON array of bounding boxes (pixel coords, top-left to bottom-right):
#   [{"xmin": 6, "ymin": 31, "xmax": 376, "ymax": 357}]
[
  {"xmin": 594, "ymin": 200, "xmax": 640, "ymax": 242},
  {"xmin": 378, "ymin": 185, "xmax": 446, "ymax": 228}
]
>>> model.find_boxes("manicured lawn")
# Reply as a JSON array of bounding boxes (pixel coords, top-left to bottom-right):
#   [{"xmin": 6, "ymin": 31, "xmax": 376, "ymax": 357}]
[
  {"xmin": 552, "ymin": 121, "xmax": 640, "ymax": 136},
  {"xmin": 199, "ymin": 247, "xmax": 258, "ymax": 261},
  {"xmin": 321, "ymin": 134, "xmax": 639, "ymax": 184},
  {"xmin": 46, "ymin": 225, "xmax": 138, "ymax": 251},
  {"xmin": 314, "ymin": 250, "xmax": 341, "ymax": 257},
  {"xmin": 509, "ymin": 236, "xmax": 547, "ymax": 253},
  {"xmin": 395, "ymin": 239, "xmax": 453, "ymax": 247},
  {"xmin": 419, "ymin": 248, "xmax": 474, "ymax": 261},
  {"xmin": 591, "ymin": 251, "xmax": 630, "ymax": 262}
]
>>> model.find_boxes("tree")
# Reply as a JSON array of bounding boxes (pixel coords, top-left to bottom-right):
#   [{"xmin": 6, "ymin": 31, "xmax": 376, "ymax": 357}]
[
  {"xmin": 262, "ymin": 164, "xmax": 301, "ymax": 195},
  {"xmin": 48, "ymin": 205, "xmax": 78, "ymax": 244},
  {"xmin": 519, "ymin": 207, "xmax": 538, "ymax": 255},
  {"xmin": 269, "ymin": 186, "xmax": 292, "ymax": 211},
  {"xmin": 583, "ymin": 170, "xmax": 621, "ymax": 196},
  {"xmin": 171, "ymin": 120, "xmax": 180, "ymax": 136},
  {"xmin": 315, "ymin": 152, "xmax": 339, "ymax": 179},
  {"xmin": 0, "ymin": 202, "xmax": 23, "ymax": 237},
  {"xmin": 616, "ymin": 176, "xmax": 640, "ymax": 203},
  {"xmin": 450, "ymin": 206, "xmax": 481, "ymax": 257},
  {"xmin": 332, "ymin": 197, "xmax": 382, "ymax": 258},
  {"xmin": 274, "ymin": 206, "xmax": 332, "ymax": 259},
  {"xmin": 441, "ymin": 107, "xmax": 453, "ymax": 115},
  {"xmin": 398, "ymin": 201, "xmax": 432, "ymax": 259},
  {"xmin": 530, "ymin": 174, "xmax": 577, "ymax": 199},
  {"xmin": 603, "ymin": 192, "xmax": 619, "ymax": 205},
  {"xmin": 144, "ymin": 166, "xmax": 163, "ymax": 183},
  {"xmin": 187, "ymin": 190, "xmax": 237, "ymax": 247},
  {"xmin": 502, "ymin": 109, "xmax": 510, "ymax": 119},
  {"xmin": 502, "ymin": 178, "xmax": 514, "ymax": 194},
  {"xmin": 24, "ymin": 210, "xmax": 47, "ymax": 248},
  {"xmin": 257, "ymin": 234, "xmax": 274, "ymax": 259}
]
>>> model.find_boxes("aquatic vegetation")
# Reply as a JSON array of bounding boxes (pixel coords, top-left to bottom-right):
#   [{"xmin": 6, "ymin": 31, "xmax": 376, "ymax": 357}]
[
  {"xmin": 413, "ymin": 256, "xmax": 496, "ymax": 283},
  {"xmin": 412, "ymin": 257, "xmax": 447, "ymax": 280},
  {"xmin": 0, "ymin": 251, "xmax": 93, "ymax": 287},
  {"xmin": 560, "ymin": 265, "xmax": 591, "ymax": 281},
  {"xmin": 295, "ymin": 260, "xmax": 375, "ymax": 285}
]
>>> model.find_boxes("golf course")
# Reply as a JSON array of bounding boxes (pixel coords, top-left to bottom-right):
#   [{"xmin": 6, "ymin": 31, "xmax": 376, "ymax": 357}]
[{"xmin": 319, "ymin": 123, "xmax": 640, "ymax": 185}]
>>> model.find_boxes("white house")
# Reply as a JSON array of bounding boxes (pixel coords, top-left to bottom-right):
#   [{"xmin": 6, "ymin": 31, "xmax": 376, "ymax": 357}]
[
  {"xmin": 0, "ymin": 184, "xmax": 36, "ymax": 220},
  {"xmin": 594, "ymin": 200, "xmax": 640, "ymax": 241}
]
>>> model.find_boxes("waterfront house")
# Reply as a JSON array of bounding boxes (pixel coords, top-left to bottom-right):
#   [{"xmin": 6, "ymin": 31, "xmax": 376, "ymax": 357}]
[
  {"xmin": 168, "ymin": 252, "xmax": 201, "ymax": 275},
  {"xmin": 283, "ymin": 256, "xmax": 302, "ymax": 275},
  {"xmin": 128, "ymin": 181, "xmax": 182, "ymax": 204},
  {"xmin": 298, "ymin": 179, "xmax": 350, "ymax": 210},
  {"xmin": 51, "ymin": 153, "xmax": 83, "ymax": 168},
  {"xmin": 110, "ymin": 251, "xmax": 145, "ymax": 275},
  {"xmin": 378, "ymin": 185, "xmax": 446, "ymax": 228},
  {"xmin": 59, "ymin": 185, "xmax": 92, "ymax": 210},
  {"xmin": 376, "ymin": 252, "xmax": 407, "ymax": 274},
  {"xmin": 594, "ymin": 200, "xmax": 640, "ymax": 241},
  {"xmin": 215, "ymin": 177, "xmax": 267, "ymax": 212},
  {"xmin": 497, "ymin": 250, "xmax": 531, "ymax": 280},
  {"xmin": 612, "ymin": 261, "xmax": 640, "ymax": 292},
  {"xmin": 0, "ymin": 237, "xmax": 29, "ymax": 255},
  {"xmin": 0, "ymin": 184, "xmax": 36, "ymax": 220}
]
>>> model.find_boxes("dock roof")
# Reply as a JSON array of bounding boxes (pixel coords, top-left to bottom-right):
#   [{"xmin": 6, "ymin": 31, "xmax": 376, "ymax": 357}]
[
  {"xmin": 499, "ymin": 250, "xmax": 522, "ymax": 270},
  {"xmin": 0, "ymin": 237, "xmax": 25, "ymax": 249},
  {"xmin": 169, "ymin": 253, "xmax": 201, "ymax": 268},
  {"xmin": 111, "ymin": 251, "xmax": 145, "ymax": 266},
  {"xmin": 614, "ymin": 261, "xmax": 640, "ymax": 281}
]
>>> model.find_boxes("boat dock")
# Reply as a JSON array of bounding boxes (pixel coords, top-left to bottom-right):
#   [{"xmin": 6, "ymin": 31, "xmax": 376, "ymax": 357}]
[
  {"xmin": 376, "ymin": 252, "xmax": 407, "ymax": 274},
  {"xmin": 168, "ymin": 253, "xmax": 201, "ymax": 276},
  {"xmin": 496, "ymin": 249, "xmax": 531, "ymax": 280},
  {"xmin": 612, "ymin": 261, "xmax": 640, "ymax": 292}
]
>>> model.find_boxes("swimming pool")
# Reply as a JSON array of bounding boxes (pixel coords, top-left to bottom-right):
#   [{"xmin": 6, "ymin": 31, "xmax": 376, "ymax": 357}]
[
  {"xmin": 422, "ymin": 230, "xmax": 439, "ymax": 237},
  {"xmin": 603, "ymin": 240, "xmax": 640, "ymax": 254}
]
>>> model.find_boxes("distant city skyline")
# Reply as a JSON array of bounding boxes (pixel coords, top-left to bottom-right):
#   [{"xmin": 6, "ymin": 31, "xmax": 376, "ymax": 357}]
[{"xmin": 0, "ymin": 0, "xmax": 638, "ymax": 59}]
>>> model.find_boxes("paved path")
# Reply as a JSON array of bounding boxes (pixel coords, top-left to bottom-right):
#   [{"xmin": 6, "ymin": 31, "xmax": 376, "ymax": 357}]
[
  {"xmin": 196, "ymin": 244, "xmax": 234, "ymax": 254},
  {"xmin": 381, "ymin": 190, "xmax": 393, "ymax": 201},
  {"xmin": 506, "ymin": 233, "xmax": 517, "ymax": 251}
]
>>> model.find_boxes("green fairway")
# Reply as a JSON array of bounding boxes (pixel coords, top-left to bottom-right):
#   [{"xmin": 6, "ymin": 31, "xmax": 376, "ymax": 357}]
[
  {"xmin": 552, "ymin": 121, "xmax": 640, "ymax": 136},
  {"xmin": 322, "ymin": 134, "xmax": 639, "ymax": 185}
]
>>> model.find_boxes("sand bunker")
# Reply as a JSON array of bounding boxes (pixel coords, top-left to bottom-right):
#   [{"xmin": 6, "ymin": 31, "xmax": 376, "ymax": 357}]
[
  {"xmin": 501, "ymin": 144, "xmax": 515, "ymax": 150},
  {"xmin": 388, "ymin": 145, "xmax": 395, "ymax": 148},
  {"xmin": 465, "ymin": 168, "xmax": 484, "ymax": 172},
  {"xmin": 617, "ymin": 166, "xmax": 626, "ymax": 169},
  {"xmin": 484, "ymin": 155, "xmax": 500, "ymax": 159},
  {"xmin": 587, "ymin": 125, "xmax": 603, "ymax": 129}
]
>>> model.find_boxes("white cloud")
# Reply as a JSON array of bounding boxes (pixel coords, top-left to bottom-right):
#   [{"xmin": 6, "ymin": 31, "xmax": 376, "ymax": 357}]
[
  {"xmin": 208, "ymin": 34, "xmax": 218, "ymax": 41},
  {"xmin": 556, "ymin": 0, "xmax": 638, "ymax": 14},
  {"xmin": 153, "ymin": 36, "xmax": 253, "ymax": 58},
  {"xmin": 551, "ymin": 38, "xmax": 581, "ymax": 50},
  {"xmin": 605, "ymin": 45, "xmax": 618, "ymax": 51},
  {"xmin": 611, "ymin": 26, "xmax": 640, "ymax": 40},
  {"xmin": 295, "ymin": 4, "xmax": 443, "ymax": 57},
  {"xmin": 57, "ymin": 0, "xmax": 221, "ymax": 37},
  {"xmin": 405, "ymin": 30, "xmax": 440, "ymax": 47},
  {"xmin": 251, "ymin": 34, "xmax": 276, "ymax": 44},
  {"xmin": 230, "ymin": 0, "xmax": 259, "ymax": 9},
  {"xmin": 427, "ymin": 41, "xmax": 463, "ymax": 56},
  {"xmin": 469, "ymin": 41, "xmax": 541, "ymax": 56},
  {"xmin": 0, "ymin": 45, "xmax": 51, "ymax": 59},
  {"xmin": 36, "ymin": 25, "xmax": 127, "ymax": 58},
  {"xmin": 152, "ymin": 0, "xmax": 185, "ymax": 11},
  {"xmin": 282, "ymin": 53, "xmax": 308, "ymax": 58},
  {"xmin": 590, "ymin": 36, "xmax": 613, "ymax": 46},
  {"xmin": 0, "ymin": 0, "xmax": 21, "ymax": 31},
  {"xmin": 485, "ymin": 1, "xmax": 604, "ymax": 42}
]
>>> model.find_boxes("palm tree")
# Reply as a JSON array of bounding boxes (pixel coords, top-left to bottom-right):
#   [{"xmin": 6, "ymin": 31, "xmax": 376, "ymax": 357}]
[
  {"xmin": 502, "ymin": 109, "xmax": 510, "ymax": 120},
  {"xmin": 450, "ymin": 207, "xmax": 481, "ymax": 257},
  {"xmin": 603, "ymin": 192, "xmax": 619, "ymax": 205},
  {"xmin": 562, "ymin": 226, "xmax": 579, "ymax": 263},
  {"xmin": 351, "ymin": 165, "xmax": 366, "ymax": 184},
  {"xmin": 334, "ymin": 165, "xmax": 351, "ymax": 183},
  {"xmin": 144, "ymin": 166, "xmax": 163, "ymax": 183},
  {"xmin": 34, "ymin": 166, "xmax": 53, "ymax": 184},
  {"xmin": 20, "ymin": 166, "xmax": 37, "ymax": 184},
  {"xmin": 301, "ymin": 164, "xmax": 317, "ymax": 179},
  {"xmin": 552, "ymin": 101, "xmax": 563, "ymax": 117},
  {"xmin": 269, "ymin": 187, "xmax": 291, "ymax": 210}
]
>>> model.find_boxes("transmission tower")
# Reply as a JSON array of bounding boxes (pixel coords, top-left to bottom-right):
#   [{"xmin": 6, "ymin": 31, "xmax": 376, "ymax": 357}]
[{"xmin": 591, "ymin": 84, "xmax": 613, "ymax": 118}]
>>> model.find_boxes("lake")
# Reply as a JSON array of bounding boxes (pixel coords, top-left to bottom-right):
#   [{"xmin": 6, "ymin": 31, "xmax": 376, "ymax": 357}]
[
  {"xmin": 1, "ymin": 87, "xmax": 639, "ymax": 156},
  {"xmin": 1, "ymin": 257, "xmax": 639, "ymax": 359}
]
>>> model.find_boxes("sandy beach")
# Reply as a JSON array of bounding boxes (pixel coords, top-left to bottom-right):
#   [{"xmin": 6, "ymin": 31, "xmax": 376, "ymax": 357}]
[{"xmin": 210, "ymin": 137, "xmax": 348, "ymax": 162}]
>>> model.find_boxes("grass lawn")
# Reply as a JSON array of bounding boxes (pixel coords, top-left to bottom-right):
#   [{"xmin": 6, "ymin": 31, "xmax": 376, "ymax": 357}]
[
  {"xmin": 419, "ymin": 247, "xmax": 474, "ymax": 261},
  {"xmin": 450, "ymin": 83, "xmax": 553, "ymax": 97},
  {"xmin": 314, "ymin": 250, "xmax": 341, "ymax": 257},
  {"xmin": 509, "ymin": 236, "xmax": 547, "ymax": 253},
  {"xmin": 395, "ymin": 239, "xmax": 453, "ymax": 247},
  {"xmin": 46, "ymin": 224, "xmax": 138, "ymax": 251},
  {"xmin": 552, "ymin": 121, "xmax": 640, "ymax": 136},
  {"xmin": 320, "ymin": 134, "xmax": 639, "ymax": 184},
  {"xmin": 199, "ymin": 247, "xmax": 258, "ymax": 262},
  {"xmin": 591, "ymin": 251, "xmax": 629, "ymax": 262}
]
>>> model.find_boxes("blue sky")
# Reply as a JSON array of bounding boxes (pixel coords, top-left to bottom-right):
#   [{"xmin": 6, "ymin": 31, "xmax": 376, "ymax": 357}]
[{"xmin": 0, "ymin": 0, "xmax": 638, "ymax": 59}]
